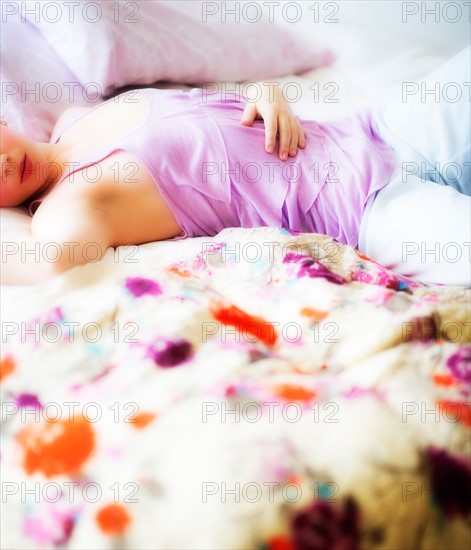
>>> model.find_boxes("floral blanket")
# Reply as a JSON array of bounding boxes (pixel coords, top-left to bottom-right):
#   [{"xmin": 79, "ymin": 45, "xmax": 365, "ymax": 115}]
[{"xmin": 1, "ymin": 227, "xmax": 470, "ymax": 550}]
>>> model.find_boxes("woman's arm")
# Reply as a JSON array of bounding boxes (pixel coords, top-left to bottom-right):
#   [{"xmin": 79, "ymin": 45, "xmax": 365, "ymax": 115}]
[
  {"xmin": 1, "ymin": 231, "xmax": 60, "ymax": 285},
  {"xmin": 1, "ymin": 199, "xmax": 114, "ymax": 286},
  {"xmin": 240, "ymin": 82, "xmax": 306, "ymax": 161}
]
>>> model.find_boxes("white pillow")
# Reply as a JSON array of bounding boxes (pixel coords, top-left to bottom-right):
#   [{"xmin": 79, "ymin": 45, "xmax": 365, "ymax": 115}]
[
  {"xmin": 0, "ymin": 9, "xmax": 89, "ymax": 142},
  {"xmin": 22, "ymin": 0, "xmax": 334, "ymax": 96}
]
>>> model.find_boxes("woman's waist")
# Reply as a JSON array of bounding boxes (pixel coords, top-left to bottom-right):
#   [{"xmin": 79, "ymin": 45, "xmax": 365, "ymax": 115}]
[{"xmin": 138, "ymin": 88, "xmax": 354, "ymax": 206}]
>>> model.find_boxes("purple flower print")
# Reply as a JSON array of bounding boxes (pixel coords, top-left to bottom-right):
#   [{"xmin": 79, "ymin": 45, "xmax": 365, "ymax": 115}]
[
  {"xmin": 427, "ymin": 445, "xmax": 471, "ymax": 519},
  {"xmin": 125, "ymin": 277, "xmax": 162, "ymax": 298},
  {"xmin": 291, "ymin": 496, "xmax": 361, "ymax": 550}
]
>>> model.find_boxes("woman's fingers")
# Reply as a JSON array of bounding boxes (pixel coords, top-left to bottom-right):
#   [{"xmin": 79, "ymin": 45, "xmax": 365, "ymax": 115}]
[
  {"xmin": 288, "ymin": 117, "xmax": 299, "ymax": 157},
  {"xmin": 278, "ymin": 114, "xmax": 291, "ymax": 161},
  {"xmin": 240, "ymin": 102, "xmax": 257, "ymax": 126},
  {"xmin": 288, "ymin": 117, "xmax": 307, "ymax": 156},
  {"xmin": 243, "ymin": 101, "xmax": 306, "ymax": 159},
  {"xmin": 264, "ymin": 114, "xmax": 278, "ymax": 154},
  {"xmin": 298, "ymin": 121, "xmax": 306, "ymax": 149}
]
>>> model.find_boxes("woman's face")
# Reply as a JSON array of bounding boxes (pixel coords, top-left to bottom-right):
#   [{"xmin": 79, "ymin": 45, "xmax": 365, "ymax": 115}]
[{"xmin": 0, "ymin": 120, "xmax": 50, "ymax": 207}]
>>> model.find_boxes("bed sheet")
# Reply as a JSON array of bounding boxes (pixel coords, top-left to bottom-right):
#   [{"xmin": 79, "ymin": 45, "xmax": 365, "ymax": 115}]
[{"xmin": 1, "ymin": 226, "xmax": 470, "ymax": 549}]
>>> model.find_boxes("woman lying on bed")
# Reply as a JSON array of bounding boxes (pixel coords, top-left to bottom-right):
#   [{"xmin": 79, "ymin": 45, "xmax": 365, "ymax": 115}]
[{"xmin": 1, "ymin": 47, "xmax": 470, "ymax": 286}]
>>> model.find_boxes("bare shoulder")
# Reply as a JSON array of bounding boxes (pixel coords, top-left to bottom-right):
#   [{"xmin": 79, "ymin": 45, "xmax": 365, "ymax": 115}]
[{"xmin": 52, "ymin": 105, "xmax": 95, "ymax": 136}]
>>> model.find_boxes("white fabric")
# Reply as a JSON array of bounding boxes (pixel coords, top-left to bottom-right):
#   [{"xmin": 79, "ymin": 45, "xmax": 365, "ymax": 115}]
[
  {"xmin": 358, "ymin": 47, "xmax": 471, "ymax": 286},
  {"xmin": 358, "ymin": 166, "xmax": 471, "ymax": 286}
]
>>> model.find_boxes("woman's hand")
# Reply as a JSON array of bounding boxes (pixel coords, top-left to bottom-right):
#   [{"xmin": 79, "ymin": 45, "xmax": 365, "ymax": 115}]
[{"xmin": 240, "ymin": 83, "xmax": 306, "ymax": 161}]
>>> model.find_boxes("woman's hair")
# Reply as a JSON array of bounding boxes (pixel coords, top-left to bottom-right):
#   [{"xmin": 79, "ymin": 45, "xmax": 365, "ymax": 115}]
[{"xmin": 102, "ymin": 83, "xmax": 152, "ymax": 101}]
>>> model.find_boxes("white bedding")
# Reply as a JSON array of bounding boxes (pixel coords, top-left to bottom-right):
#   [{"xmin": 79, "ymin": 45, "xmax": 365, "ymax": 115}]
[{"xmin": 246, "ymin": 9, "xmax": 446, "ymax": 120}]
